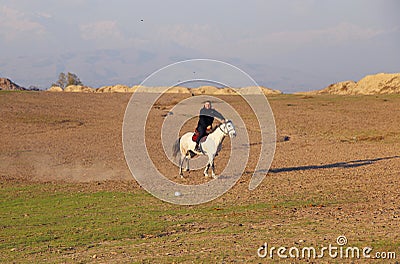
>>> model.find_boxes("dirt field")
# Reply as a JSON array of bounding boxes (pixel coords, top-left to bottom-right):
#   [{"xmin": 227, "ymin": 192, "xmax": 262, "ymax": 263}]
[{"xmin": 1, "ymin": 91, "xmax": 399, "ymax": 262}]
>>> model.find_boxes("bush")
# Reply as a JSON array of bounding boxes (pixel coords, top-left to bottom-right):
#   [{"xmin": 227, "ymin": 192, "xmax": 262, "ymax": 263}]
[{"xmin": 52, "ymin": 72, "xmax": 83, "ymax": 89}]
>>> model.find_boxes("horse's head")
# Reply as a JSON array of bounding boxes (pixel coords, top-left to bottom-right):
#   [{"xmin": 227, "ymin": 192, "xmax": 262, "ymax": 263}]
[{"xmin": 220, "ymin": 120, "xmax": 236, "ymax": 138}]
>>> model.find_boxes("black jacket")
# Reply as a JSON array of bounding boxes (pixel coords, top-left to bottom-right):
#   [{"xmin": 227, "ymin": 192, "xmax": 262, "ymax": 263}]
[{"xmin": 197, "ymin": 107, "xmax": 224, "ymax": 128}]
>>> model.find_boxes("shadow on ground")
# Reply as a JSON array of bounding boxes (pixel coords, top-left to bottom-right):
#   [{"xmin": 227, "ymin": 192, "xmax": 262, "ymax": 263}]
[{"xmin": 269, "ymin": 155, "xmax": 400, "ymax": 173}]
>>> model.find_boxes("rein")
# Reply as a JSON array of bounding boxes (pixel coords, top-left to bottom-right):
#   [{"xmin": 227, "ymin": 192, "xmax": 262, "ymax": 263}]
[{"xmin": 218, "ymin": 123, "xmax": 229, "ymax": 135}]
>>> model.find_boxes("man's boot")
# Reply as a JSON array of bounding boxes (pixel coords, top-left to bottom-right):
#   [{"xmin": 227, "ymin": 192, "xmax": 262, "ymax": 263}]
[{"xmin": 194, "ymin": 143, "xmax": 201, "ymax": 152}]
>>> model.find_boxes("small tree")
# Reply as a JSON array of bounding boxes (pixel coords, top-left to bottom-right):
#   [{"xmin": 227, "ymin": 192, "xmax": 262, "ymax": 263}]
[
  {"xmin": 53, "ymin": 72, "xmax": 67, "ymax": 89},
  {"xmin": 67, "ymin": 72, "xmax": 82, "ymax": 87},
  {"xmin": 52, "ymin": 72, "xmax": 82, "ymax": 89}
]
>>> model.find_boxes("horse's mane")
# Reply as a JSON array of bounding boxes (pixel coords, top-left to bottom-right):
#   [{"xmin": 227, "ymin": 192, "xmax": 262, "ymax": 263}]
[
  {"xmin": 210, "ymin": 123, "xmax": 221, "ymax": 133},
  {"xmin": 210, "ymin": 121, "xmax": 228, "ymax": 134}
]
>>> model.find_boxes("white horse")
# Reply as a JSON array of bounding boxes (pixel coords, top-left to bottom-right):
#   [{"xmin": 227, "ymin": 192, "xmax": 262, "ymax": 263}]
[{"xmin": 172, "ymin": 120, "xmax": 236, "ymax": 178}]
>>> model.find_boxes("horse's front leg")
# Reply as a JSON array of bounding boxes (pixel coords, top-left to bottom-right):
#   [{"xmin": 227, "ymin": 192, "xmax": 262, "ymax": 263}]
[
  {"xmin": 185, "ymin": 158, "xmax": 190, "ymax": 172},
  {"xmin": 204, "ymin": 154, "xmax": 215, "ymax": 178},
  {"xmin": 211, "ymin": 159, "xmax": 216, "ymax": 179},
  {"xmin": 208, "ymin": 154, "xmax": 216, "ymax": 179},
  {"xmin": 203, "ymin": 162, "xmax": 210, "ymax": 177}
]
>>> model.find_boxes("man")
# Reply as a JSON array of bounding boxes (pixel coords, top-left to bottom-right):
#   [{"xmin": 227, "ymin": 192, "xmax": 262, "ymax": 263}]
[{"xmin": 194, "ymin": 101, "xmax": 225, "ymax": 152}]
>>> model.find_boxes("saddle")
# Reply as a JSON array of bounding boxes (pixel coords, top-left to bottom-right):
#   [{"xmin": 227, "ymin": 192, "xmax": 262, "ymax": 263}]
[{"xmin": 192, "ymin": 126, "xmax": 212, "ymax": 142}]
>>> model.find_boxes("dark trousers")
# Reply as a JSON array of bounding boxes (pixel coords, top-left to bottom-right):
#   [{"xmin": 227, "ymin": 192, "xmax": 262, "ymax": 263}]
[{"xmin": 196, "ymin": 126, "xmax": 207, "ymax": 145}]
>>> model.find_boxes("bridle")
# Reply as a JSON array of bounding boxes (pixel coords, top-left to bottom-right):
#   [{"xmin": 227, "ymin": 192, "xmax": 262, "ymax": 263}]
[{"xmin": 219, "ymin": 121, "xmax": 233, "ymax": 136}]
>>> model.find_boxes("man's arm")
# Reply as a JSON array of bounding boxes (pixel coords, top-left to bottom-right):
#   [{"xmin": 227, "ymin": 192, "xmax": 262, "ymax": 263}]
[
  {"xmin": 211, "ymin": 109, "xmax": 225, "ymax": 122},
  {"xmin": 200, "ymin": 108, "xmax": 225, "ymax": 122}
]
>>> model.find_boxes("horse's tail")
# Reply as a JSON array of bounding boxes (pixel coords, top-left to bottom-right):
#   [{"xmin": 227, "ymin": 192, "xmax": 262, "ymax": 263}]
[{"xmin": 172, "ymin": 137, "xmax": 181, "ymax": 158}]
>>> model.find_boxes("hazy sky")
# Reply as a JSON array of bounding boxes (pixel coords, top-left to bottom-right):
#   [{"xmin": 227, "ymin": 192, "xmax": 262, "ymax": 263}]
[{"xmin": 0, "ymin": 0, "xmax": 399, "ymax": 92}]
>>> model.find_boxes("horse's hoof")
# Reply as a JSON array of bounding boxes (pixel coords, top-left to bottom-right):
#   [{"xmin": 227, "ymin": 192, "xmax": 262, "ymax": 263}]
[
  {"xmin": 212, "ymin": 174, "xmax": 217, "ymax": 179},
  {"xmin": 185, "ymin": 168, "xmax": 190, "ymax": 172},
  {"xmin": 180, "ymin": 174, "xmax": 184, "ymax": 178},
  {"xmin": 204, "ymin": 174, "xmax": 209, "ymax": 178}
]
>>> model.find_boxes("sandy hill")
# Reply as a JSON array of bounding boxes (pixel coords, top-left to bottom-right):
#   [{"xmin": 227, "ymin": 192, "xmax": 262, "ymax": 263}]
[
  {"xmin": 96, "ymin": 84, "xmax": 135, "ymax": 93},
  {"xmin": 191, "ymin": 86, "xmax": 235, "ymax": 95},
  {"xmin": 239, "ymin": 86, "xmax": 282, "ymax": 95},
  {"xmin": 48, "ymin": 85, "xmax": 190, "ymax": 94},
  {"xmin": 309, "ymin": 73, "xmax": 400, "ymax": 95},
  {"xmin": 0, "ymin": 78, "xmax": 25, "ymax": 91},
  {"xmin": 134, "ymin": 86, "xmax": 190, "ymax": 94},
  {"xmin": 64, "ymin": 85, "xmax": 95, "ymax": 93},
  {"xmin": 48, "ymin": 86, "xmax": 63, "ymax": 92},
  {"xmin": 191, "ymin": 86, "xmax": 281, "ymax": 95},
  {"xmin": 47, "ymin": 84, "xmax": 282, "ymax": 95}
]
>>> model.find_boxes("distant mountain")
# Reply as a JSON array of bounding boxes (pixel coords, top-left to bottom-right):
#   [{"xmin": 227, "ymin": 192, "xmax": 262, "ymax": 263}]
[
  {"xmin": 0, "ymin": 78, "xmax": 26, "ymax": 91},
  {"xmin": 1, "ymin": 48, "xmax": 328, "ymax": 92}
]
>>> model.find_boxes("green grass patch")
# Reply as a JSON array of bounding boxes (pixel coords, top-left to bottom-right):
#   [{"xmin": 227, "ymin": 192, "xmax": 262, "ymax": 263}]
[
  {"xmin": 0, "ymin": 184, "xmax": 277, "ymax": 262},
  {"xmin": 0, "ymin": 182, "xmax": 396, "ymax": 263},
  {"xmin": 1, "ymin": 185, "xmax": 165, "ymax": 259}
]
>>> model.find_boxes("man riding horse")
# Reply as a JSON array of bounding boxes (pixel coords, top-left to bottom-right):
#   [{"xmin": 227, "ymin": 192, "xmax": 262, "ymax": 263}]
[{"xmin": 195, "ymin": 101, "xmax": 225, "ymax": 152}]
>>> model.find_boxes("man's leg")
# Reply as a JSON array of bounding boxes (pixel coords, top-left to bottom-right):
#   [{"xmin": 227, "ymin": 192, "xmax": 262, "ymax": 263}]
[{"xmin": 195, "ymin": 126, "xmax": 206, "ymax": 151}]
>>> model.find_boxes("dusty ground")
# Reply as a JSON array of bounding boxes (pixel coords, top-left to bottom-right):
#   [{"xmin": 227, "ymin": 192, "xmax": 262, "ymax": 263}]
[{"xmin": 1, "ymin": 91, "xmax": 399, "ymax": 262}]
